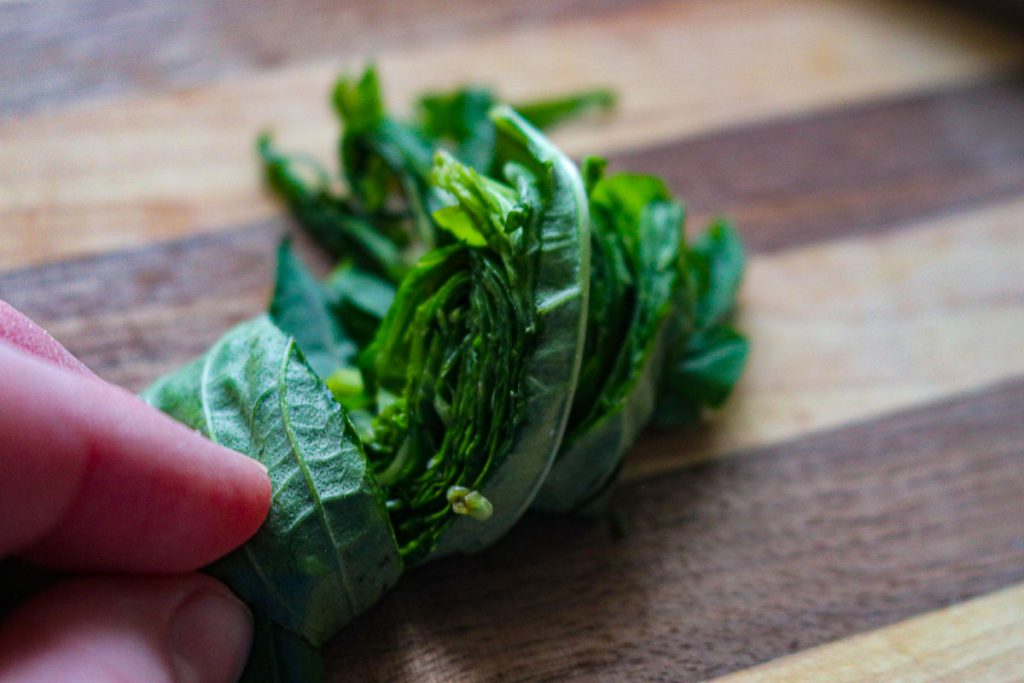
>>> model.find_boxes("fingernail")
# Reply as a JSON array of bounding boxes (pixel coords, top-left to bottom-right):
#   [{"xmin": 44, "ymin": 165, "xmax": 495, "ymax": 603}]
[{"xmin": 169, "ymin": 589, "xmax": 253, "ymax": 683}]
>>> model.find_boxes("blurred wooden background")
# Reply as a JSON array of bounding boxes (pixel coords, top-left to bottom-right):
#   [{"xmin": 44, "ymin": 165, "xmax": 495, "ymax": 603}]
[{"xmin": 1, "ymin": 1, "xmax": 1023, "ymax": 680}]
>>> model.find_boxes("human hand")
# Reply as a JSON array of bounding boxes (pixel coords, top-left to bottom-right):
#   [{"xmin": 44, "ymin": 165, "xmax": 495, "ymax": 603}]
[{"xmin": 0, "ymin": 301, "xmax": 271, "ymax": 682}]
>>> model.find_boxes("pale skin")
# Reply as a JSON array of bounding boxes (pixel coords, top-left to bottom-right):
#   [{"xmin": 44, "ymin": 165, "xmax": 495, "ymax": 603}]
[{"xmin": 0, "ymin": 301, "xmax": 272, "ymax": 683}]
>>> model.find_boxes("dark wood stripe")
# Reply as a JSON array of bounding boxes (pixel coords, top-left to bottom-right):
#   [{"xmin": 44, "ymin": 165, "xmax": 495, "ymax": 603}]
[
  {"xmin": 323, "ymin": 379, "xmax": 1024, "ymax": 682},
  {"xmin": 0, "ymin": 0, "xmax": 650, "ymax": 117},
  {"xmin": 2, "ymin": 79, "xmax": 1023, "ymax": 389},
  {"xmin": 0, "ymin": 221, "xmax": 282, "ymax": 390},
  {"xmin": 955, "ymin": 0, "xmax": 1024, "ymax": 30},
  {"xmin": 611, "ymin": 74, "xmax": 1024, "ymax": 252}
]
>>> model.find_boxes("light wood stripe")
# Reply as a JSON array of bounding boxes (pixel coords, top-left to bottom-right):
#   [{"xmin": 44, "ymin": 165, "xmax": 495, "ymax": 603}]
[
  {"xmin": 709, "ymin": 583, "xmax": 1024, "ymax": 683},
  {"xmin": 624, "ymin": 194, "xmax": 1024, "ymax": 481},
  {"xmin": 1, "ymin": 0, "xmax": 1020, "ymax": 270},
  {"xmin": 0, "ymin": 0, "xmax": 652, "ymax": 117}
]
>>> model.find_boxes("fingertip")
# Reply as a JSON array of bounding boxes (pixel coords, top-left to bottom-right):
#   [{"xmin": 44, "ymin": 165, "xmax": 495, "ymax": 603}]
[
  {"xmin": 23, "ymin": 414, "xmax": 273, "ymax": 572},
  {"xmin": 167, "ymin": 422, "xmax": 273, "ymax": 564},
  {"xmin": 1, "ymin": 347, "xmax": 271, "ymax": 572},
  {"xmin": 172, "ymin": 427, "xmax": 273, "ymax": 547},
  {"xmin": 169, "ymin": 583, "xmax": 255, "ymax": 683},
  {"xmin": 200, "ymin": 441, "xmax": 274, "ymax": 563},
  {"xmin": 0, "ymin": 300, "xmax": 93, "ymax": 377},
  {"xmin": 0, "ymin": 575, "xmax": 253, "ymax": 683}
]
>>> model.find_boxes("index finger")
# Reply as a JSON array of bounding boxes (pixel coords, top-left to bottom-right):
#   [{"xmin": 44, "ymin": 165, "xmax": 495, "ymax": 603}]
[{"xmin": 0, "ymin": 335, "xmax": 270, "ymax": 573}]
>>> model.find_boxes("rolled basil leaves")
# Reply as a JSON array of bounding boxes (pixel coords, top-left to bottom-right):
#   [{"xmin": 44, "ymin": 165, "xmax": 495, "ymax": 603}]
[{"xmin": 142, "ymin": 67, "xmax": 746, "ymax": 683}]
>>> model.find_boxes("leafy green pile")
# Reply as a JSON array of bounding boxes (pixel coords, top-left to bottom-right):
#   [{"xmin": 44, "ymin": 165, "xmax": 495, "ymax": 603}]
[{"xmin": 143, "ymin": 66, "xmax": 747, "ymax": 682}]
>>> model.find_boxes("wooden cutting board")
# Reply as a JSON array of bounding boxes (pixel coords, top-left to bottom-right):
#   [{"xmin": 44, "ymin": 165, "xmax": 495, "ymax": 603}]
[{"xmin": 2, "ymin": 1, "xmax": 1023, "ymax": 680}]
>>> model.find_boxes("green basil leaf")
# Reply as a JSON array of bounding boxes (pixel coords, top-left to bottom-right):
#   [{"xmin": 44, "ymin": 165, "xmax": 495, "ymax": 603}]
[
  {"xmin": 431, "ymin": 204, "xmax": 489, "ymax": 246},
  {"xmin": 567, "ymin": 171, "xmax": 672, "ymax": 425},
  {"xmin": 689, "ymin": 218, "xmax": 745, "ymax": 329},
  {"xmin": 683, "ymin": 326, "xmax": 749, "ymax": 409},
  {"xmin": 269, "ymin": 240, "xmax": 357, "ymax": 379},
  {"xmin": 353, "ymin": 107, "xmax": 590, "ymax": 562},
  {"xmin": 323, "ymin": 263, "xmax": 396, "ymax": 347},
  {"xmin": 416, "ymin": 87, "xmax": 498, "ymax": 171},
  {"xmin": 257, "ymin": 134, "xmax": 406, "ymax": 279},
  {"xmin": 652, "ymin": 219, "xmax": 748, "ymax": 427},
  {"xmin": 514, "ymin": 88, "xmax": 616, "ymax": 130},
  {"xmin": 239, "ymin": 610, "xmax": 324, "ymax": 683},
  {"xmin": 266, "ymin": 66, "xmax": 618, "ymax": 284},
  {"xmin": 580, "ymin": 155, "xmax": 607, "ymax": 195},
  {"xmin": 142, "ymin": 316, "xmax": 403, "ymax": 646},
  {"xmin": 334, "ymin": 67, "xmax": 442, "ymax": 250},
  {"xmin": 415, "ymin": 86, "xmax": 615, "ymax": 172},
  {"xmin": 536, "ymin": 177, "xmax": 684, "ymax": 512},
  {"xmin": 428, "ymin": 105, "xmax": 591, "ymax": 557},
  {"xmin": 331, "ymin": 66, "xmax": 385, "ymax": 135},
  {"xmin": 653, "ymin": 325, "xmax": 748, "ymax": 426}
]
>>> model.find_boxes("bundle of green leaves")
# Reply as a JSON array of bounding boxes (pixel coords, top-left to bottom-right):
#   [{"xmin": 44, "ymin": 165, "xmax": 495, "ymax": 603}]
[{"xmin": 143, "ymin": 66, "xmax": 748, "ymax": 682}]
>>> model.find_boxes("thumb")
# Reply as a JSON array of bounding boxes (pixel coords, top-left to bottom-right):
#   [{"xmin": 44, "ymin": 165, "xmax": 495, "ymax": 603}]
[{"xmin": 0, "ymin": 574, "xmax": 252, "ymax": 683}]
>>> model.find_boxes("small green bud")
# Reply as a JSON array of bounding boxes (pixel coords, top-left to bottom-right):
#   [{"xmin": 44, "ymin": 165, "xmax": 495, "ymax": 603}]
[
  {"xmin": 325, "ymin": 368, "xmax": 368, "ymax": 410},
  {"xmin": 447, "ymin": 486, "xmax": 493, "ymax": 522}
]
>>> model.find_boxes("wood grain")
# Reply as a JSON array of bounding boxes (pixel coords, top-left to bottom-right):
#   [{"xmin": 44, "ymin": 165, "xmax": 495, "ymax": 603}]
[
  {"xmin": 2, "ymin": 0, "xmax": 1020, "ymax": 270},
  {"xmin": 624, "ymin": 194, "xmax": 1024, "ymax": 481},
  {"xmin": 4, "ymin": 4, "xmax": 1024, "ymax": 679},
  {"xmin": 321, "ymin": 379, "xmax": 1024, "ymax": 682},
  {"xmin": 711, "ymin": 583, "xmax": 1024, "ymax": 682},
  {"xmin": 0, "ymin": 0, "xmax": 652, "ymax": 117},
  {"xmin": 0, "ymin": 223, "xmax": 281, "ymax": 390},
  {"xmin": 967, "ymin": 0, "xmax": 1024, "ymax": 27},
  {"xmin": 615, "ymin": 75, "xmax": 1024, "ymax": 253}
]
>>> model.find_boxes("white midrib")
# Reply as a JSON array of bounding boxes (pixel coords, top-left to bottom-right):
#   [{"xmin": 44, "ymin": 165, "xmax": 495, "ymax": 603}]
[
  {"xmin": 200, "ymin": 336, "xmax": 305, "ymax": 630},
  {"xmin": 277, "ymin": 339, "xmax": 359, "ymax": 620}
]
